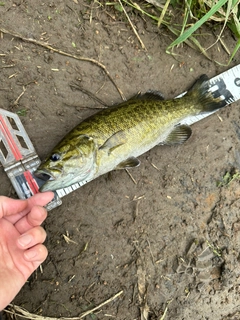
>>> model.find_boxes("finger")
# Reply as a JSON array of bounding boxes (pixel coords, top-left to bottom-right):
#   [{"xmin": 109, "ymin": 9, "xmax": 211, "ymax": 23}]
[
  {"xmin": 21, "ymin": 192, "xmax": 54, "ymax": 216},
  {"xmin": 3, "ymin": 192, "xmax": 54, "ymax": 225},
  {"xmin": 15, "ymin": 205, "xmax": 47, "ymax": 234},
  {"xmin": 23, "ymin": 244, "xmax": 48, "ymax": 269},
  {"xmin": 17, "ymin": 226, "xmax": 47, "ymax": 249},
  {"xmin": 0, "ymin": 196, "xmax": 27, "ymax": 219}
]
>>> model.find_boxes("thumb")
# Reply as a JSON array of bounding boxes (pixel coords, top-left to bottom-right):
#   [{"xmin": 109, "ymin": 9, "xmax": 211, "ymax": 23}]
[{"xmin": 0, "ymin": 192, "xmax": 54, "ymax": 220}]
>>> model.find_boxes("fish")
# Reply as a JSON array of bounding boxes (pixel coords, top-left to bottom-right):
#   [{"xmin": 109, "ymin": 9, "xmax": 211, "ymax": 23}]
[{"xmin": 34, "ymin": 75, "xmax": 226, "ymax": 192}]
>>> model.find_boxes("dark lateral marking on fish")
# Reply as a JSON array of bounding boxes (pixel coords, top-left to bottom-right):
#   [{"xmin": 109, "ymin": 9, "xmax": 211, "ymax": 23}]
[
  {"xmin": 164, "ymin": 124, "xmax": 192, "ymax": 145},
  {"xmin": 116, "ymin": 156, "xmax": 141, "ymax": 169}
]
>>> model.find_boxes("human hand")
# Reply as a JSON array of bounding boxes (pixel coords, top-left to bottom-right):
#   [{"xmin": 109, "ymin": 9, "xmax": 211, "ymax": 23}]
[{"xmin": 0, "ymin": 192, "xmax": 54, "ymax": 310}]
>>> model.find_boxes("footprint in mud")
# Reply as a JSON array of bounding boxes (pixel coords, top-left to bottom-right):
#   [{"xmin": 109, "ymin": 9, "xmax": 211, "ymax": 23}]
[{"xmin": 176, "ymin": 239, "xmax": 224, "ymax": 286}]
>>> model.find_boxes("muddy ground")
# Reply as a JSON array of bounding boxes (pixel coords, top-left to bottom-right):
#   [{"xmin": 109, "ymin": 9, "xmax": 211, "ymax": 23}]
[{"xmin": 0, "ymin": 1, "xmax": 240, "ymax": 319}]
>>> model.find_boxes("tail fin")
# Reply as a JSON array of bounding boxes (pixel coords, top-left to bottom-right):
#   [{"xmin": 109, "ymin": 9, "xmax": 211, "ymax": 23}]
[{"xmin": 186, "ymin": 75, "xmax": 228, "ymax": 112}]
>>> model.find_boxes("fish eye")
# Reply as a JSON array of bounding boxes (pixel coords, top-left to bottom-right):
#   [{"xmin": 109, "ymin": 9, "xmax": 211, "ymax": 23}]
[{"xmin": 50, "ymin": 153, "xmax": 61, "ymax": 161}]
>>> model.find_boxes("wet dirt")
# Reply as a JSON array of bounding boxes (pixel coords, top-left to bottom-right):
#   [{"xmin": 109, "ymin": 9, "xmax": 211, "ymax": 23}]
[{"xmin": 0, "ymin": 1, "xmax": 240, "ymax": 319}]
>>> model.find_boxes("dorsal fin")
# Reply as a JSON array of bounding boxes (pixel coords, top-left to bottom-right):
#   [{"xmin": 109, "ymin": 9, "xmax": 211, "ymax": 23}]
[{"xmin": 137, "ymin": 90, "xmax": 165, "ymax": 101}]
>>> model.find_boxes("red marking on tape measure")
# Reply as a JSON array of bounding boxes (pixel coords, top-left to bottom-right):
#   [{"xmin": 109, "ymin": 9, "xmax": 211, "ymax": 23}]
[
  {"xmin": 0, "ymin": 115, "xmax": 22, "ymax": 161},
  {"xmin": 23, "ymin": 171, "xmax": 39, "ymax": 194}
]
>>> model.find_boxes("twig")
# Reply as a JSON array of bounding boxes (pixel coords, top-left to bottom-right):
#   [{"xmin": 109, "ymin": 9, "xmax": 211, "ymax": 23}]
[
  {"xmin": 83, "ymin": 282, "xmax": 96, "ymax": 304},
  {"xmin": 117, "ymin": 0, "xmax": 146, "ymax": 50},
  {"xmin": 70, "ymin": 82, "xmax": 108, "ymax": 107},
  {"xmin": 0, "ymin": 27, "xmax": 125, "ymax": 101}
]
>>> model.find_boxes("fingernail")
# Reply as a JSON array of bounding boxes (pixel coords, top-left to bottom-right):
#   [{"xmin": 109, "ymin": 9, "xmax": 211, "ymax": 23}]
[
  {"xmin": 18, "ymin": 234, "xmax": 33, "ymax": 247},
  {"xmin": 24, "ymin": 249, "xmax": 37, "ymax": 260}
]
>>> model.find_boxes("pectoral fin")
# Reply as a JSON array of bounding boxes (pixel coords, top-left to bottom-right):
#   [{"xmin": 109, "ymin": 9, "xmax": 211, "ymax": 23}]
[
  {"xmin": 116, "ymin": 157, "xmax": 141, "ymax": 169},
  {"xmin": 164, "ymin": 124, "xmax": 192, "ymax": 145},
  {"xmin": 99, "ymin": 130, "xmax": 126, "ymax": 154}
]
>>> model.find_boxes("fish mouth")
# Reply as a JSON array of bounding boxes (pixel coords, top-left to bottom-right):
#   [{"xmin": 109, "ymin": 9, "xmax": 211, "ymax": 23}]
[{"xmin": 34, "ymin": 169, "xmax": 55, "ymax": 182}]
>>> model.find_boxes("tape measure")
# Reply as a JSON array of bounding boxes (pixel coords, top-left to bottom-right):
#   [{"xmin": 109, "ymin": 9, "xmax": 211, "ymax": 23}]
[{"xmin": 1, "ymin": 64, "xmax": 240, "ymax": 210}]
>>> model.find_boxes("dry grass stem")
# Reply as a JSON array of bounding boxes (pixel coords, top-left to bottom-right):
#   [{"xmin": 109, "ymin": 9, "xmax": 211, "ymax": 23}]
[
  {"xmin": 0, "ymin": 64, "xmax": 15, "ymax": 68},
  {"xmin": 125, "ymin": 168, "xmax": 137, "ymax": 184},
  {"xmin": 5, "ymin": 290, "xmax": 123, "ymax": 319},
  {"xmin": 146, "ymin": 239, "xmax": 155, "ymax": 263},
  {"xmin": 149, "ymin": 161, "xmax": 161, "ymax": 171},
  {"xmin": 79, "ymin": 290, "xmax": 123, "ymax": 318},
  {"xmin": 159, "ymin": 299, "xmax": 172, "ymax": 320},
  {"xmin": 118, "ymin": 0, "xmax": 146, "ymax": 50},
  {"xmin": 13, "ymin": 86, "xmax": 26, "ymax": 106},
  {"xmin": 157, "ymin": 0, "xmax": 171, "ymax": 28},
  {"xmin": 63, "ymin": 234, "xmax": 78, "ymax": 245}
]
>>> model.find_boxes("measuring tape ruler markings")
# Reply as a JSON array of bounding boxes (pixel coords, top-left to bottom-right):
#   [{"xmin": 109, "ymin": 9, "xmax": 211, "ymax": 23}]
[{"xmin": 56, "ymin": 179, "xmax": 90, "ymax": 198}]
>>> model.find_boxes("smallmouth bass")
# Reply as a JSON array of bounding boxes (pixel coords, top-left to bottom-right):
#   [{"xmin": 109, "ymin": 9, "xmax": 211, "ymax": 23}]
[{"xmin": 35, "ymin": 75, "xmax": 227, "ymax": 192}]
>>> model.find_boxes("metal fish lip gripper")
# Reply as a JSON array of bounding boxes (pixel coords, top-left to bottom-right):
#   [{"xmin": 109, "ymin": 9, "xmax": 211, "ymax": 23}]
[
  {"xmin": 0, "ymin": 109, "xmax": 61, "ymax": 210},
  {"xmin": 1, "ymin": 64, "xmax": 240, "ymax": 210}
]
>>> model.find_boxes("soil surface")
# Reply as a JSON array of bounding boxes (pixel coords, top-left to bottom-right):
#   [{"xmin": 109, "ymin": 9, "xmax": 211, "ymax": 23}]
[{"xmin": 1, "ymin": 1, "xmax": 240, "ymax": 319}]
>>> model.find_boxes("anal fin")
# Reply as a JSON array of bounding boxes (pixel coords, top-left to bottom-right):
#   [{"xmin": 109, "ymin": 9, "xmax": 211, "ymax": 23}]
[
  {"xmin": 164, "ymin": 124, "xmax": 192, "ymax": 145},
  {"xmin": 116, "ymin": 157, "xmax": 141, "ymax": 169}
]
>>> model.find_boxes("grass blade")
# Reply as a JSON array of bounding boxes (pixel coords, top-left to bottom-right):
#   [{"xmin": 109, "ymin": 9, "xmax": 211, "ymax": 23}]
[
  {"xmin": 227, "ymin": 38, "xmax": 240, "ymax": 65},
  {"xmin": 167, "ymin": 0, "xmax": 229, "ymax": 50}
]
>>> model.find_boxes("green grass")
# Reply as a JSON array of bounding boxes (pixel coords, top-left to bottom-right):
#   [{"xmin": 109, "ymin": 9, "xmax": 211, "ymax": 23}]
[
  {"xmin": 217, "ymin": 168, "xmax": 240, "ymax": 187},
  {"xmin": 107, "ymin": 0, "xmax": 240, "ymax": 65}
]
